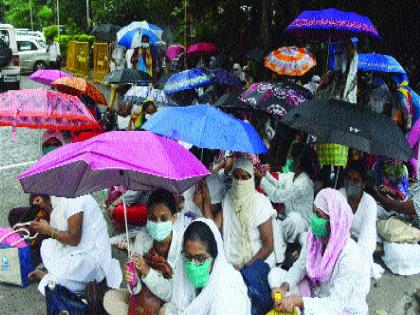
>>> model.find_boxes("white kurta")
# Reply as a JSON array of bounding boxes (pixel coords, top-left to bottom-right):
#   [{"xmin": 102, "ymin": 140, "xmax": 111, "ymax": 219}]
[
  {"xmin": 39, "ymin": 195, "xmax": 122, "ymax": 295},
  {"xmin": 339, "ymin": 189, "xmax": 383, "ymax": 279},
  {"xmin": 268, "ymin": 239, "xmax": 370, "ymax": 315},
  {"xmin": 223, "ymin": 191, "xmax": 276, "ymax": 267}
]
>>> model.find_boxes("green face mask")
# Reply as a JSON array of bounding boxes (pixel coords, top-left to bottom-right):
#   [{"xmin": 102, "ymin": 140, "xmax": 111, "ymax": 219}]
[
  {"xmin": 184, "ymin": 258, "xmax": 213, "ymax": 288},
  {"xmin": 310, "ymin": 214, "xmax": 329, "ymax": 239},
  {"xmin": 42, "ymin": 146, "xmax": 60, "ymax": 156}
]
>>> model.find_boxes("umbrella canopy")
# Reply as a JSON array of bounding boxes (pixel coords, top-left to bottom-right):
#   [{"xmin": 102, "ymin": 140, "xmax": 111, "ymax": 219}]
[
  {"xmin": 124, "ymin": 86, "xmax": 168, "ymax": 106},
  {"xmin": 284, "ymin": 8, "xmax": 380, "ymax": 41},
  {"xmin": 215, "ymin": 91, "xmax": 249, "ymax": 109},
  {"xmin": 245, "ymin": 48, "xmax": 266, "ymax": 63},
  {"xmin": 29, "ymin": 70, "xmax": 72, "ymax": 86},
  {"xmin": 283, "ymin": 99, "xmax": 412, "ymax": 161},
  {"xmin": 118, "ymin": 28, "xmax": 160, "ymax": 48},
  {"xmin": 52, "ymin": 77, "xmax": 107, "ymax": 105},
  {"xmin": 207, "ymin": 69, "xmax": 242, "ymax": 87},
  {"xmin": 164, "ymin": 68, "xmax": 211, "ymax": 94},
  {"xmin": 187, "ymin": 43, "xmax": 218, "ymax": 55},
  {"xmin": 91, "ymin": 24, "xmax": 121, "ymax": 42},
  {"xmin": 0, "ymin": 89, "xmax": 100, "ymax": 131},
  {"xmin": 166, "ymin": 44, "xmax": 184, "ymax": 61},
  {"xmin": 358, "ymin": 53, "xmax": 406, "ymax": 74},
  {"xmin": 117, "ymin": 21, "xmax": 162, "ymax": 42},
  {"xmin": 142, "ymin": 104, "xmax": 267, "ymax": 154},
  {"xmin": 103, "ymin": 68, "xmax": 152, "ymax": 84},
  {"xmin": 240, "ymin": 82, "xmax": 313, "ymax": 118},
  {"xmin": 264, "ymin": 46, "xmax": 316, "ymax": 76},
  {"xmin": 18, "ymin": 131, "xmax": 209, "ymax": 197}
]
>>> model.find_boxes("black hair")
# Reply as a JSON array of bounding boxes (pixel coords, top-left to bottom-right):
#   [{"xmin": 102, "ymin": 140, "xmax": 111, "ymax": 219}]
[
  {"xmin": 189, "ymin": 146, "xmax": 217, "ymax": 169},
  {"xmin": 345, "ymin": 160, "xmax": 367, "ymax": 183},
  {"xmin": 291, "ymin": 143, "xmax": 319, "ymax": 179},
  {"xmin": 183, "ymin": 221, "xmax": 218, "ymax": 258},
  {"xmin": 147, "ymin": 189, "xmax": 177, "ymax": 215},
  {"xmin": 29, "ymin": 194, "xmax": 50, "ymax": 205}
]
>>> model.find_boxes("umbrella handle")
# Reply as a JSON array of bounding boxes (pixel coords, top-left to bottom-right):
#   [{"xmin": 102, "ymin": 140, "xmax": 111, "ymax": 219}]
[{"xmin": 123, "ymin": 196, "xmax": 131, "ymax": 256}]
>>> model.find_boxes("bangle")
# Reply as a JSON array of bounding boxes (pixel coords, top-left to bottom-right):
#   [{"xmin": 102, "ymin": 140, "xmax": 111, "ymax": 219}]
[{"xmin": 51, "ymin": 229, "xmax": 55, "ymax": 239}]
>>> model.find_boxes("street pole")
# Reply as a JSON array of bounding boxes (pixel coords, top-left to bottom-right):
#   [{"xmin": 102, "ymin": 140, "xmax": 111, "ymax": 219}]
[
  {"xmin": 86, "ymin": 0, "xmax": 90, "ymax": 29},
  {"xmin": 29, "ymin": 0, "xmax": 34, "ymax": 30},
  {"xmin": 57, "ymin": 0, "xmax": 60, "ymax": 36},
  {"xmin": 184, "ymin": 0, "xmax": 191, "ymax": 69}
]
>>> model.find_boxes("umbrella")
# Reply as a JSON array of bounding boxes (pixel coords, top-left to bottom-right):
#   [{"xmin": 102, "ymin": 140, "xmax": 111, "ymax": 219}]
[
  {"xmin": 18, "ymin": 131, "xmax": 209, "ymax": 197},
  {"xmin": 142, "ymin": 104, "xmax": 267, "ymax": 154},
  {"xmin": 240, "ymin": 82, "xmax": 313, "ymax": 118},
  {"xmin": 103, "ymin": 68, "xmax": 152, "ymax": 84},
  {"xmin": 215, "ymin": 91, "xmax": 249, "ymax": 109},
  {"xmin": 164, "ymin": 68, "xmax": 211, "ymax": 94},
  {"xmin": 284, "ymin": 8, "xmax": 380, "ymax": 41},
  {"xmin": 264, "ymin": 46, "xmax": 316, "ymax": 76},
  {"xmin": 166, "ymin": 44, "xmax": 184, "ymax": 61},
  {"xmin": 118, "ymin": 28, "xmax": 160, "ymax": 48},
  {"xmin": 124, "ymin": 86, "xmax": 168, "ymax": 106},
  {"xmin": 245, "ymin": 48, "xmax": 266, "ymax": 63},
  {"xmin": 0, "ymin": 89, "xmax": 100, "ymax": 131},
  {"xmin": 91, "ymin": 24, "xmax": 121, "ymax": 42},
  {"xmin": 207, "ymin": 69, "xmax": 242, "ymax": 87},
  {"xmin": 282, "ymin": 99, "xmax": 412, "ymax": 161},
  {"xmin": 52, "ymin": 77, "xmax": 107, "ymax": 105},
  {"xmin": 358, "ymin": 53, "xmax": 406, "ymax": 74},
  {"xmin": 117, "ymin": 21, "xmax": 163, "ymax": 42},
  {"xmin": 187, "ymin": 42, "xmax": 218, "ymax": 55},
  {"xmin": 29, "ymin": 70, "xmax": 72, "ymax": 86}
]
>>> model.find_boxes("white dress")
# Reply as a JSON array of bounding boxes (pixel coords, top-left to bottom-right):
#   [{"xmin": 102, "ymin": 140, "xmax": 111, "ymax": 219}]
[
  {"xmin": 268, "ymin": 239, "xmax": 370, "ymax": 315},
  {"xmin": 339, "ymin": 189, "xmax": 384, "ymax": 279},
  {"xmin": 39, "ymin": 195, "xmax": 122, "ymax": 295},
  {"xmin": 223, "ymin": 191, "xmax": 276, "ymax": 267}
]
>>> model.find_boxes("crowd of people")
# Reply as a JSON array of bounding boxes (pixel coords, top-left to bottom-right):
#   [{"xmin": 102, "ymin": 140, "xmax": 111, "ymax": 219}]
[{"xmin": 6, "ymin": 22, "xmax": 420, "ymax": 315}]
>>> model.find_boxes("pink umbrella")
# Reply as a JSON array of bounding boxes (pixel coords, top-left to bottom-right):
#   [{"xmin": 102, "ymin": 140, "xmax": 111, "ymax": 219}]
[
  {"xmin": 187, "ymin": 42, "xmax": 218, "ymax": 55},
  {"xmin": 166, "ymin": 44, "xmax": 185, "ymax": 61},
  {"xmin": 29, "ymin": 70, "xmax": 72, "ymax": 86},
  {"xmin": 18, "ymin": 131, "xmax": 210, "ymax": 197}
]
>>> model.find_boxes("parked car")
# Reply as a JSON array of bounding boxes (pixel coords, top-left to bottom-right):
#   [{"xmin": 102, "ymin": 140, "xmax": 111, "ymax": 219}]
[
  {"xmin": 0, "ymin": 24, "xmax": 20, "ymax": 90},
  {"xmin": 17, "ymin": 35, "xmax": 49, "ymax": 73}
]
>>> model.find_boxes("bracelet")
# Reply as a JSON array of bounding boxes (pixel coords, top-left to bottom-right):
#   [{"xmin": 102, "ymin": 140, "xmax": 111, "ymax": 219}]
[{"xmin": 51, "ymin": 229, "xmax": 55, "ymax": 239}]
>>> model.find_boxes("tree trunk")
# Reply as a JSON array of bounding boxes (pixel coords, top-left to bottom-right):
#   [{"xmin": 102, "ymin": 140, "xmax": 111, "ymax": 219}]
[{"xmin": 261, "ymin": 0, "xmax": 273, "ymax": 49}]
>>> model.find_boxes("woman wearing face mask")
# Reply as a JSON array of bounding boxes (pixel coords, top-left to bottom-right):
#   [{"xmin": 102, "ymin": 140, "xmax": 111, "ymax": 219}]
[
  {"xmin": 339, "ymin": 161, "xmax": 383, "ymax": 280},
  {"xmin": 256, "ymin": 143, "xmax": 318, "ymax": 264},
  {"xmin": 103, "ymin": 189, "xmax": 183, "ymax": 315},
  {"xmin": 206, "ymin": 157, "xmax": 276, "ymax": 269},
  {"xmin": 268, "ymin": 188, "xmax": 370, "ymax": 315},
  {"xmin": 164, "ymin": 218, "xmax": 251, "ymax": 315}
]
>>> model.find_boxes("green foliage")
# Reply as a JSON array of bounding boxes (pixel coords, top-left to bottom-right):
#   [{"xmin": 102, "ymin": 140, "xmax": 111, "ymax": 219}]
[
  {"xmin": 44, "ymin": 25, "xmax": 59, "ymax": 40},
  {"xmin": 36, "ymin": 5, "xmax": 53, "ymax": 26}
]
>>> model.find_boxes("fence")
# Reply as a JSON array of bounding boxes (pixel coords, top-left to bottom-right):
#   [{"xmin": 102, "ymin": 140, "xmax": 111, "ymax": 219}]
[{"xmin": 93, "ymin": 42, "xmax": 109, "ymax": 83}]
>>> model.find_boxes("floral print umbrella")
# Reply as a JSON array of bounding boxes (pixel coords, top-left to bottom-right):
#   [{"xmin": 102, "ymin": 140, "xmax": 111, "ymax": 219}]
[
  {"xmin": 52, "ymin": 77, "xmax": 107, "ymax": 105},
  {"xmin": 264, "ymin": 46, "xmax": 316, "ymax": 76},
  {"xmin": 240, "ymin": 82, "xmax": 313, "ymax": 118}
]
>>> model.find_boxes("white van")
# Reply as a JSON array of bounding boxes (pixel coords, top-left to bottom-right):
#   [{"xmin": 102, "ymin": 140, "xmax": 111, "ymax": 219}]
[{"xmin": 0, "ymin": 24, "xmax": 21, "ymax": 90}]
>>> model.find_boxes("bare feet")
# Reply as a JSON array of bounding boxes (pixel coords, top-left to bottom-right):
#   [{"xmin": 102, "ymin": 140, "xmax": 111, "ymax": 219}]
[{"xmin": 28, "ymin": 270, "xmax": 47, "ymax": 281}]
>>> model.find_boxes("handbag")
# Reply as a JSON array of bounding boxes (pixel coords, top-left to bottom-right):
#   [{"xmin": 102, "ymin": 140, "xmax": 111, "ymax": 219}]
[
  {"xmin": 0, "ymin": 223, "xmax": 35, "ymax": 288},
  {"xmin": 45, "ymin": 283, "xmax": 88, "ymax": 315},
  {"xmin": 377, "ymin": 216, "xmax": 420, "ymax": 243}
]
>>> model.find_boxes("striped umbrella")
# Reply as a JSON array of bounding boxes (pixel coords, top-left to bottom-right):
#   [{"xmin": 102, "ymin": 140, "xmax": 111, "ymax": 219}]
[{"xmin": 264, "ymin": 46, "xmax": 316, "ymax": 76}]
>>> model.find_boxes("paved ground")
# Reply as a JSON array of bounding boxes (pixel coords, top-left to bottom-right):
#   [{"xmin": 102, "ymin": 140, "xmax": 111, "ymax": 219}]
[{"xmin": 0, "ymin": 75, "xmax": 418, "ymax": 314}]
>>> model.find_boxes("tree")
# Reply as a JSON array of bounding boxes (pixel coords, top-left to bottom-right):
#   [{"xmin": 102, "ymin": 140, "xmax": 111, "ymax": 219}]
[{"xmin": 37, "ymin": 5, "xmax": 53, "ymax": 27}]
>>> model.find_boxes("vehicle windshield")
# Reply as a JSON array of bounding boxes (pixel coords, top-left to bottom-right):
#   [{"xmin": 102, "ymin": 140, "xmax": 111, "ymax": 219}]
[{"xmin": 0, "ymin": 30, "xmax": 10, "ymax": 47}]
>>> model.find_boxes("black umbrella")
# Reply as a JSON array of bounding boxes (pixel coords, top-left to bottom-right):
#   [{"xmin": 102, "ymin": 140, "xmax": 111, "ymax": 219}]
[
  {"xmin": 215, "ymin": 91, "xmax": 249, "ymax": 109},
  {"xmin": 103, "ymin": 68, "xmax": 152, "ymax": 84},
  {"xmin": 245, "ymin": 48, "xmax": 266, "ymax": 63},
  {"xmin": 91, "ymin": 24, "xmax": 121, "ymax": 42},
  {"xmin": 282, "ymin": 99, "xmax": 412, "ymax": 161}
]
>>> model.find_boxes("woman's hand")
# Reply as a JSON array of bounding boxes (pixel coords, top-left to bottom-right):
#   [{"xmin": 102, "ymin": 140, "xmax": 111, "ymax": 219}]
[
  {"xmin": 254, "ymin": 168, "xmax": 264, "ymax": 180},
  {"xmin": 132, "ymin": 253, "xmax": 150, "ymax": 277},
  {"xmin": 30, "ymin": 220, "xmax": 52, "ymax": 236},
  {"xmin": 271, "ymin": 284, "xmax": 288, "ymax": 301},
  {"xmin": 275, "ymin": 296, "xmax": 303, "ymax": 312},
  {"xmin": 124, "ymin": 263, "xmax": 137, "ymax": 283}
]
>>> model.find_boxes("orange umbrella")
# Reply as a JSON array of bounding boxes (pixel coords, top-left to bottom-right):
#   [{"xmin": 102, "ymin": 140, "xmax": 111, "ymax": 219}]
[
  {"xmin": 264, "ymin": 46, "xmax": 316, "ymax": 76},
  {"xmin": 52, "ymin": 77, "xmax": 107, "ymax": 105}
]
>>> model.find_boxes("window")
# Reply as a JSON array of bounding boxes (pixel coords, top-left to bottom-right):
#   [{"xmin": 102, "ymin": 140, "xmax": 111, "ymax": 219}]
[
  {"xmin": 17, "ymin": 41, "xmax": 38, "ymax": 52},
  {"xmin": 0, "ymin": 30, "xmax": 10, "ymax": 47}
]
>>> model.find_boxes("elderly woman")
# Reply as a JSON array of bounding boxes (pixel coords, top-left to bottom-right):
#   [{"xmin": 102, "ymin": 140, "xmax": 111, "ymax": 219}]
[
  {"xmin": 103, "ymin": 189, "xmax": 183, "ymax": 314},
  {"xmin": 28, "ymin": 194, "xmax": 122, "ymax": 295},
  {"xmin": 164, "ymin": 219, "xmax": 251, "ymax": 315},
  {"xmin": 205, "ymin": 157, "xmax": 276, "ymax": 269},
  {"xmin": 268, "ymin": 188, "xmax": 370, "ymax": 315}
]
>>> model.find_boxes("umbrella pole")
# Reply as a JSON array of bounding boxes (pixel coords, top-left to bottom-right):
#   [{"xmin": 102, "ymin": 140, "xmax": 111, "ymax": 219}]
[
  {"xmin": 123, "ymin": 196, "xmax": 131, "ymax": 256},
  {"xmin": 334, "ymin": 166, "xmax": 340, "ymax": 189},
  {"xmin": 200, "ymin": 148, "xmax": 204, "ymax": 161},
  {"xmin": 39, "ymin": 129, "xmax": 42, "ymax": 158}
]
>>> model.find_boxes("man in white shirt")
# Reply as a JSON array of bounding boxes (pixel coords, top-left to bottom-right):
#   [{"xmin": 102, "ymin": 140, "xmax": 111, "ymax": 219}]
[{"xmin": 47, "ymin": 37, "xmax": 61, "ymax": 69}]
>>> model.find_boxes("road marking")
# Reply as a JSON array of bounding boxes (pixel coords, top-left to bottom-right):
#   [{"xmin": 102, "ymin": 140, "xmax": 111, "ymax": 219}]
[{"xmin": 0, "ymin": 161, "xmax": 37, "ymax": 171}]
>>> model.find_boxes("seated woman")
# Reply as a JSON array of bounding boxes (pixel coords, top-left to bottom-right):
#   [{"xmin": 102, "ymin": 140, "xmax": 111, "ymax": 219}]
[
  {"xmin": 164, "ymin": 219, "xmax": 251, "ymax": 315},
  {"xmin": 268, "ymin": 188, "xmax": 370, "ymax": 315},
  {"xmin": 28, "ymin": 194, "xmax": 122, "ymax": 295},
  {"xmin": 339, "ymin": 161, "xmax": 383, "ymax": 279},
  {"xmin": 103, "ymin": 189, "xmax": 183, "ymax": 315},
  {"xmin": 205, "ymin": 157, "xmax": 276, "ymax": 269},
  {"xmin": 256, "ymin": 143, "xmax": 317, "ymax": 263}
]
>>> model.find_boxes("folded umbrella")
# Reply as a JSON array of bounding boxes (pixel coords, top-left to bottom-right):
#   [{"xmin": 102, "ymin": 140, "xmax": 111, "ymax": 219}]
[
  {"xmin": 164, "ymin": 68, "xmax": 211, "ymax": 94},
  {"xmin": 142, "ymin": 104, "xmax": 267, "ymax": 154},
  {"xmin": 103, "ymin": 68, "xmax": 152, "ymax": 84},
  {"xmin": 358, "ymin": 53, "xmax": 406, "ymax": 74},
  {"xmin": 52, "ymin": 77, "xmax": 107, "ymax": 105},
  {"xmin": 282, "ymin": 99, "xmax": 412, "ymax": 161},
  {"xmin": 29, "ymin": 70, "xmax": 72, "ymax": 86},
  {"xmin": 264, "ymin": 46, "xmax": 316, "ymax": 76}
]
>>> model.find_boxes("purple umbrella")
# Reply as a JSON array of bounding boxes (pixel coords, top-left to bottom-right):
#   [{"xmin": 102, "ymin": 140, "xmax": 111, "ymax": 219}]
[
  {"xmin": 29, "ymin": 70, "xmax": 72, "ymax": 86},
  {"xmin": 284, "ymin": 8, "xmax": 380, "ymax": 41},
  {"xmin": 166, "ymin": 44, "xmax": 184, "ymax": 61},
  {"xmin": 18, "ymin": 131, "xmax": 210, "ymax": 197}
]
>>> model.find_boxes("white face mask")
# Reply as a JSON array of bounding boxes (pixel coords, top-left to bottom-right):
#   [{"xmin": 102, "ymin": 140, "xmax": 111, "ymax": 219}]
[
  {"xmin": 145, "ymin": 113, "xmax": 152, "ymax": 120},
  {"xmin": 141, "ymin": 42, "xmax": 150, "ymax": 49}
]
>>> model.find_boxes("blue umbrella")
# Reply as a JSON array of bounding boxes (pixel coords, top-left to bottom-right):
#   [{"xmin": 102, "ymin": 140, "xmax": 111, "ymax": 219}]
[
  {"xmin": 358, "ymin": 53, "xmax": 406, "ymax": 73},
  {"xmin": 207, "ymin": 69, "xmax": 242, "ymax": 87},
  {"xmin": 142, "ymin": 105, "xmax": 268, "ymax": 154},
  {"xmin": 164, "ymin": 69, "xmax": 211, "ymax": 94},
  {"xmin": 118, "ymin": 28, "xmax": 160, "ymax": 49}
]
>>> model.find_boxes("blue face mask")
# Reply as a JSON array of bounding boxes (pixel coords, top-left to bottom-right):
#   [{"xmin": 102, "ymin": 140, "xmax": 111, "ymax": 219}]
[{"xmin": 147, "ymin": 220, "xmax": 173, "ymax": 242}]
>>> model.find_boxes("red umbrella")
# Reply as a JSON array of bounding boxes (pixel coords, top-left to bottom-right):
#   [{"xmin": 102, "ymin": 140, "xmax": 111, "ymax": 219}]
[
  {"xmin": 187, "ymin": 42, "xmax": 218, "ymax": 55},
  {"xmin": 52, "ymin": 77, "xmax": 107, "ymax": 105}
]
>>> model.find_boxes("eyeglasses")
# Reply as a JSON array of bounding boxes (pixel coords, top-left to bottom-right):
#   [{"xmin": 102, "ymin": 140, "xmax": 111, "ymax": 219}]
[{"xmin": 182, "ymin": 250, "xmax": 211, "ymax": 266}]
